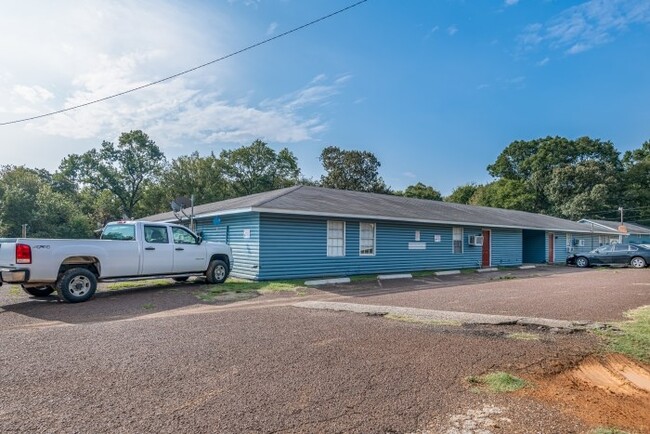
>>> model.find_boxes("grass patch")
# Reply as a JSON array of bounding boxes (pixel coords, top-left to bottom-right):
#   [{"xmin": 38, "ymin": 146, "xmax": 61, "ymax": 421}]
[
  {"xmin": 460, "ymin": 268, "xmax": 476, "ymax": 274},
  {"xmin": 384, "ymin": 313, "xmax": 461, "ymax": 327},
  {"xmin": 196, "ymin": 278, "xmax": 304, "ymax": 302},
  {"xmin": 348, "ymin": 274, "xmax": 378, "ymax": 282},
  {"xmin": 7, "ymin": 285, "xmax": 23, "ymax": 297},
  {"xmin": 591, "ymin": 428, "xmax": 630, "ymax": 434},
  {"xmin": 106, "ymin": 279, "xmax": 171, "ymax": 291},
  {"xmin": 466, "ymin": 371, "xmax": 527, "ymax": 393},
  {"xmin": 506, "ymin": 332, "xmax": 541, "ymax": 341},
  {"xmin": 142, "ymin": 303, "xmax": 155, "ymax": 310},
  {"xmin": 411, "ymin": 270, "xmax": 435, "ymax": 278},
  {"xmin": 598, "ymin": 305, "xmax": 650, "ymax": 364}
]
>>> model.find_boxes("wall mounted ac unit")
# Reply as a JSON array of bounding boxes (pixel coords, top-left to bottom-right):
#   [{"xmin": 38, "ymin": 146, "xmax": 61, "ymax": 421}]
[{"xmin": 468, "ymin": 235, "xmax": 484, "ymax": 246}]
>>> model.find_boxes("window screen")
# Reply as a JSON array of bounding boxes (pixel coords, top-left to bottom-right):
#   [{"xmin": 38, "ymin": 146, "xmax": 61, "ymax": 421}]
[
  {"xmin": 327, "ymin": 221, "xmax": 345, "ymax": 257},
  {"xmin": 359, "ymin": 222, "xmax": 376, "ymax": 256},
  {"xmin": 453, "ymin": 227, "xmax": 463, "ymax": 254}
]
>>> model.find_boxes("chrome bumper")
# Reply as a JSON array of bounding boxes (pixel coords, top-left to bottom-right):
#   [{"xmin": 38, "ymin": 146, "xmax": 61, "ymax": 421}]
[{"xmin": 0, "ymin": 268, "xmax": 30, "ymax": 284}]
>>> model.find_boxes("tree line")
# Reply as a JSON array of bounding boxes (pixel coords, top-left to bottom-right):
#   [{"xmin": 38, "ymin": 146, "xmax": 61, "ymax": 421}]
[{"xmin": 0, "ymin": 130, "xmax": 647, "ymax": 238}]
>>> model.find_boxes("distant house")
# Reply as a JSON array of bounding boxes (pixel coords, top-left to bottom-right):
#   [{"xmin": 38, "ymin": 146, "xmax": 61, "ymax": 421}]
[
  {"xmin": 144, "ymin": 186, "xmax": 614, "ymax": 280},
  {"xmin": 576, "ymin": 218, "xmax": 650, "ymax": 247}
]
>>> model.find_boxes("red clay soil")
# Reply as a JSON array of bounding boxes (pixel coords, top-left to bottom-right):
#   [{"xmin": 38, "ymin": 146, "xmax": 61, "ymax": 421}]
[{"xmin": 525, "ymin": 354, "xmax": 650, "ymax": 433}]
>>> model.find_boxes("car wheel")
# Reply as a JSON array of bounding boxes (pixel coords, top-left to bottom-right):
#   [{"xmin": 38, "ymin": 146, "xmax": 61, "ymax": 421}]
[
  {"xmin": 21, "ymin": 285, "xmax": 55, "ymax": 298},
  {"xmin": 56, "ymin": 268, "xmax": 98, "ymax": 303},
  {"xmin": 206, "ymin": 260, "xmax": 229, "ymax": 284},
  {"xmin": 630, "ymin": 256, "xmax": 647, "ymax": 268},
  {"xmin": 576, "ymin": 257, "xmax": 589, "ymax": 268},
  {"xmin": 172, "ymin": 276, "xmax": 190, "ymax": 282}
]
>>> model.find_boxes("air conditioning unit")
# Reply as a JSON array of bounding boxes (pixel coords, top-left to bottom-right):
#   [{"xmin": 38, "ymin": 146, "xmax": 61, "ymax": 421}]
[{"xmin": 468, "ymin": 235, "xmax": 484, "ymax": 246}]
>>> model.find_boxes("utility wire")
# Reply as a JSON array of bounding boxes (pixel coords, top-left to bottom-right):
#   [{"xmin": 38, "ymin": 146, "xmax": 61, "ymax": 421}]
[{"xmin": 0, "ymin": 0, "xmax": 369, "ymax": 126}]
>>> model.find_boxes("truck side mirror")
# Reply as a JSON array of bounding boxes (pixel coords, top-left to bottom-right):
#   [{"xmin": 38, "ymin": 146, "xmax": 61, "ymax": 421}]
[{"xmin": 197, "ymin": 236, "xmax": 203, "ymax": 244}]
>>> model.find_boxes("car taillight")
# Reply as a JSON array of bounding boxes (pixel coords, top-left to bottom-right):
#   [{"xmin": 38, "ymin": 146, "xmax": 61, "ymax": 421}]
[{"xmin": 16, "ymin": 243, "xmax": 31, "ymax": 264}]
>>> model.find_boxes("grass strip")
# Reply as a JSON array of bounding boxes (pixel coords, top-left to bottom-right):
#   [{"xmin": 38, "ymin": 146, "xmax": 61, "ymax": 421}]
[
  {"xmin": 466, "ymin": 371, "xmax": 527, "ymax": 393},
  {"xmin": 598, "ymin": 305, "xmax": 650, "ymax": 364}
]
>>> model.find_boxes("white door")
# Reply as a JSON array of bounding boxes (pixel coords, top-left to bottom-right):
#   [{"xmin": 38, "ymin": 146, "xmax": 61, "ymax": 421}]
[
  {"xmin": 171, "ymin": 226, "xmax": 207, "ymax": 273},
  {"xmin": 141, "ymin": 225, "xmax": 174, "ymax": 275}
]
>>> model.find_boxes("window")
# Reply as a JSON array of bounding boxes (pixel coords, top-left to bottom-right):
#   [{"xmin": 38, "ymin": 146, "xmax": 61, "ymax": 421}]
[
  {"xmin": 144, "ymin": 225, "xmax": 169, "ymax": 244},
  {"xmin": 452, "ymin": 227, "xmax": 463, "ymax": 254},
  {"xmin": 415, "ymin": 230, "xmax": 421, "ymax": 241},
  {"xmin": 101, "ymin": 224, "xmax": 135, "ymax": 241},
  {"xmin": 359, "ymin": 222, "xmax": 376, "ymax": 256},
  {"xmin": 172, "ymin": 226, "xmax": 198, "ymax": 245},
  {"xmin": 327, "ymin": 221, "xmax": 345, "ymax": 257}
]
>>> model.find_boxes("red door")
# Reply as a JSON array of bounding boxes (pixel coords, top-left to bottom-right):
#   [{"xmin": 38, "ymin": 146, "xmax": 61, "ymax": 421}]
[
  {"xmin": 482, "ymin": 230, "xmax": 491, "ymax": 267},
  {"xmin": 548, "ymin": 233, "xmax": 554, "ymax": 263}
]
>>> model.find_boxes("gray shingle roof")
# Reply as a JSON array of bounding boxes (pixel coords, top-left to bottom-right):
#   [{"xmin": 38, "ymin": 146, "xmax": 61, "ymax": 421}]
[
  {"xmin": 145, "ymin": 185, "xmax": 613, "ymax": 234},
  {"xmin": 578, "ymin": 219, "xmax": 650, "ymax": 235}
]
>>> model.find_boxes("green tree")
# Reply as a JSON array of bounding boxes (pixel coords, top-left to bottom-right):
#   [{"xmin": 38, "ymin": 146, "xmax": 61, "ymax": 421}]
[
  {"xmin": 140, "ymin": 152, "xmax": 232, "ymax": 215},
  {"xmin": 59, "ymin": 130, "xmax": 166, "ymax": 218},
  {"xmin": 487, "ymin": 136, "xmax": 622, "ymax": 214},
  {"xmin": 319, "ymin": 146, "xmax": 390, "ymax": 193},
  {"xmin": 445, "ymin": 183, "xmax": 480, "ymax": 204},
  {"xmin": 0, "ymin": 166, "xmax": 92, "ymax": 238},
  {"xmin": 397, "ymin": 182, "xmax": 442, "ymax": 200},
  {"xmin": 469, "ymin": 179, "xmax": 537, "ymax": 212},
  {"xmin": 621, "ymin": 140, "xmax": 650, "ymax": 223},
  {"xmin": 219, "ymin": 140, "xmax": 300, "ymax": 196}
]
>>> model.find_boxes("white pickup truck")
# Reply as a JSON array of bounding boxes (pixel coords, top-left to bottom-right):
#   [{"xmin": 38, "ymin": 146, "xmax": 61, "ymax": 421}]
[{"xmin": 0, "ymin": 221, "xmax": 232, "ymax": 303}]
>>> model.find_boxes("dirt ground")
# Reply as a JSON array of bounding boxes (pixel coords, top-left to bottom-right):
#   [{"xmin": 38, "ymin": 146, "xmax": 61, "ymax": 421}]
[{"xmin": 0, "ymin": 267, "xmax": 648, "ymax": 433}]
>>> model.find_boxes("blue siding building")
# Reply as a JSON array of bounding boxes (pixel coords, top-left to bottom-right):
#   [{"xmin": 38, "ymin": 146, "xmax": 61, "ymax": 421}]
[{"xmin": 146, "ymin": 186, "xmax": 616, "ymax": 280}]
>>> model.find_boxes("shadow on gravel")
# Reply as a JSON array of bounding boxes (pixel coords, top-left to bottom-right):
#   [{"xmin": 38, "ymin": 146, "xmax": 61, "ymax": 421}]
[{"xmin": 0, "ymin": 281, "xmax": 243, "ymax": 325}]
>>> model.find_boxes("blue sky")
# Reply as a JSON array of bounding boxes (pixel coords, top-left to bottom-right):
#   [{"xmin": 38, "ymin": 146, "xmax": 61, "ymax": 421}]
[{"xmin": 1, "ymin": 0, "xmax": 649, "ymax": 194}]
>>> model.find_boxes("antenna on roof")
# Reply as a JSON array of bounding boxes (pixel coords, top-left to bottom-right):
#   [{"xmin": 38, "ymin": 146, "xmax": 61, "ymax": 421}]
[{"xmin": 170, "ymin": 195, "xmax": 195, "ymax": 231}]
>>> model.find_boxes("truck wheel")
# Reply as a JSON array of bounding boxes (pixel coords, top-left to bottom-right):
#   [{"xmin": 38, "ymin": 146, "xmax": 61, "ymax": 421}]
[
  {"xmin": 206, "ymin": 260, "xmax": 229, "ymax": 284},
  {"xmin": 172, "ymin": 276, "xmax": 190, "ymax": 282},
  {"xmin": 21, "ymin": 285, "xmax": 55, "ymax": 298},
  {"xmin": 56, "ymin": 268, "xmax": 98, "ymax": 303}
]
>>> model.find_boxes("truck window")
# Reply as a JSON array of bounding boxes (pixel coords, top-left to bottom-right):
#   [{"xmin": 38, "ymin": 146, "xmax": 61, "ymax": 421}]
[
  {"xmin": 101, "ymin": 224, "xmax": 136, "ymax": 241},
  {"xmin": 172, "ymin": 227, "xmax": 198, "ymax": 245},
  {"xmin": 144, "ymin": 225, "xmax": 169, "ymax": 244}
]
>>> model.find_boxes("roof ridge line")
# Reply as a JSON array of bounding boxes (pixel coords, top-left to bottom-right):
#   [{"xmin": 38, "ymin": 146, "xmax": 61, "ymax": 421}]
[{"xmin": 253, "ymin": 185, "xmax": 303, "ymax": 207}]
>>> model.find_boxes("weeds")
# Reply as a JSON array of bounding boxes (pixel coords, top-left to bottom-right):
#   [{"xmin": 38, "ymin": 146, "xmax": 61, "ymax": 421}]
[
  {"xmin": 107, "ymin": 279, "xmax": 171, "ymax": 291},
  {"xmin": 598, "ymin": 305, "xmax": 650, "ymax": 363},
  {"xmin": 466, "ymin": 371, "xmax": 527, "ymax": 393},
  {"xmin": 384, "ymin": 313, "xmax": 461, "ymax": 327},
  {"xmin": 506, "ymin": 332, "xmax": 541, "ymax": 341},
  {"xmin": 196, "ymin": 278, "xmax": 305, "ymax": 302}
]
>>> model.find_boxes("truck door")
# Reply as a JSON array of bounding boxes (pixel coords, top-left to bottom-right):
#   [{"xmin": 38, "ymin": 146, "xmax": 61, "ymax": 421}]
[
  {"xmin": 171, "ymin": 226, "xmax": 207, "ymax": 273},
  {"xmin": 141, "ymin": 225, "xmax": 174, "ymax": 275}
]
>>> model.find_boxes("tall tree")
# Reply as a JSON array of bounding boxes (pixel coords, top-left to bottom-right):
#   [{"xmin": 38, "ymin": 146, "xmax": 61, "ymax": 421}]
[
  {"xmin": 469, "ymin": 179, "xmax": 537, "ymax": 212},
  {"xmin": 319, "ymin": 146, "xmax": 390, "ymax": 193},
  {"xmin": 397, "ymin": 182, "xmax": 442, "ymax": 201},
  {"xmin": 621, "ymin": 140, "xmax": 650, "ymax": 223},
  {"xmin": 486, "ymin": 136, "xmax": 622, "ymax": 214},
  {"xmin": 59, "ymin": 130, "xmax": 166, "ymax": 218},
  {"xmin": 0, "ymin": 166, "xmax": 92, "ymax": 238},
  {"xmin": 445, "ymin": 183, "xmax": 480, "ymax": 204},
  {"xmin": 219, "ymin": 140, "xmax": 300, "ymax": 196}
]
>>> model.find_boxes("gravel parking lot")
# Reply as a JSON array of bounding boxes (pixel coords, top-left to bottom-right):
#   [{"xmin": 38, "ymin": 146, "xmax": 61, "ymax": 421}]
[{"xmin": 0, "ymin": 267, "xmax": 648, "ymax": 433}]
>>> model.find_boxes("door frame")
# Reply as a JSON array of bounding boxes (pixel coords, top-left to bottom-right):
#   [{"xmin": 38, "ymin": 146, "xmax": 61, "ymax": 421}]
[
  {"xmin": 548, "ymin": 232, "xmax": 555, "ymax": 263},
  {"xmin": 481, "ymin": 229, "xmax": 492, "ymax": 268}
]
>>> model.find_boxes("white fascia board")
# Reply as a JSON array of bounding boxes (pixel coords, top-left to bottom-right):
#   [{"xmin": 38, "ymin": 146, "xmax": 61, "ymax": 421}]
[
  {"xmin": 250, "ymin": 207, "xmax": 613, "ymax": 234},
  {"xmin": 191, "ymin": 208, "xmax": 255, "ymax": 220}
]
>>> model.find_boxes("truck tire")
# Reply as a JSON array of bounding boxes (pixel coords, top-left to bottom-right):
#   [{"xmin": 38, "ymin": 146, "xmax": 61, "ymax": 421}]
[
  {"xmin": 21, "ymin": 285, "xmax": 55, "ymax": 298},
  {"xmin": 56, "ymin": 268, "xmax": 98, "ymax": 303},
  {"xmin": 206, "ymin": 260, "xmax": 229, "ymax": 284}
]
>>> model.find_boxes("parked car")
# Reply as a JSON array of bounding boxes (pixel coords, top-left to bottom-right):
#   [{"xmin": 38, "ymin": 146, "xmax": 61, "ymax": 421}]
[
  {"xmin": 566, "ymin": 243, "xmax": 649, "ymax": 268},
  {"xmin": 0, "ymin": 221, "xmax": 232, "ymax": 303}
]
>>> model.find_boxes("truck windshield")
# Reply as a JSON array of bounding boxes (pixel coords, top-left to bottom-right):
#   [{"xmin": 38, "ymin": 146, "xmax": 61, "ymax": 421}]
[{"xmin": 101, "ymin": 224, "xmax": 136, "ymax": 241}]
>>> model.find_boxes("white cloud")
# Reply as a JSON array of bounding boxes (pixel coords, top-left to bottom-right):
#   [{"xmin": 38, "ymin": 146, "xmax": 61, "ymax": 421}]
[
  {"xmin": 403, "ymin": 171, "xmax": 417, "ymax": 179},
  {"xmin": 505, "ymin": 0, "xmax": 519, "ymax": 6},
  {"xmin": 536, "ymin": 57, "xmax": 550, "ymax": 66},
  {"xmin": 0, "ymin": 0, "xmax": 350, "ymax": 168},
  {"xmin": 266, "ymin": 22, "xmax": 278, "ymax": 35},
  {"xmin": 518, "ymin": 0, "xmax": 650, "ymax": 54},
  {"xmin": 447, "ymin": 25, "xmax": 458, "ymax": 36}
]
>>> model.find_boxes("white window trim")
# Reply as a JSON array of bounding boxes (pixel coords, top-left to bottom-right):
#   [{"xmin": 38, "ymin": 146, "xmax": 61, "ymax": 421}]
[
  {"xmin": 359, "ymin": 222, "xmax": 376, "ymax": 256},
  {"xmin": 327, "ymin": 220, "xmax": 346, "ymax": 257},
  {"xmin": 452, "ymin": 227, "xmax": 463, "ymax": 254}
]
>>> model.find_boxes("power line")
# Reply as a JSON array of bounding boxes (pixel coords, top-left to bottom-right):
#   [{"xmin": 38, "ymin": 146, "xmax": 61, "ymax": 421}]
[{"xmin": 0, "ymin": 0, "xmax": 369, "ymax": 127}]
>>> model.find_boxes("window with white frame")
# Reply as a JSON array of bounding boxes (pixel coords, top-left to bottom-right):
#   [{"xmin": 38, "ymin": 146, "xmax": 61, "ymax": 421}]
[
  {"xmin": 327, "ymin": 220, "xmax": 345, "ymax": 257},
  {"xmin": 359, "ymin": 222, "xmax": 376, "ymax": 256},
  {"xmin": 452, "ymin": 227, "xmax": 463, "ymax": 254}
]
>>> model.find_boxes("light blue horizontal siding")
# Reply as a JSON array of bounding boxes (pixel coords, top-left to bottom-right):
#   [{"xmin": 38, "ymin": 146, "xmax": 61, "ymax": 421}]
[
  {"xmin": 196, "ymin": 213, "xmax": 260, "ymax": 279},
  {"xmin": 490, "ymin": 229, "xmax": 522, "ymax": 266},
  {"xmin": 627, "ymin": 234, "xmax": 650, "ymax": 244},
  {"xmin": 258, "ymin": 214, "xmax": 523, "ymax": 280},
  {"xmin": 544, "ymin": 232, "xmax": 567, "ymax": 263}
]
